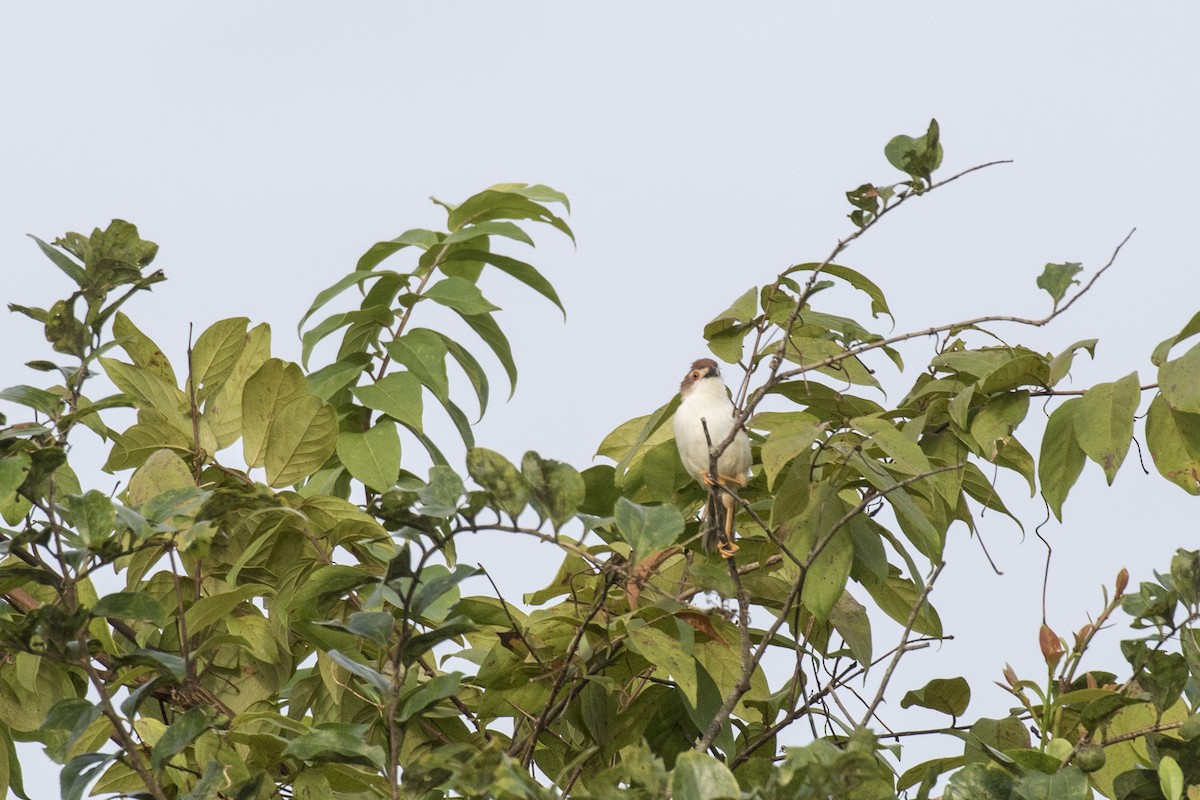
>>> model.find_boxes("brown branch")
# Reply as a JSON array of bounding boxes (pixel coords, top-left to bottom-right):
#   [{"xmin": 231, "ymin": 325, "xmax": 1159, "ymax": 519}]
[{"xmin": 859, "ymin": 561, "xmax": 946, "ymax": 727}]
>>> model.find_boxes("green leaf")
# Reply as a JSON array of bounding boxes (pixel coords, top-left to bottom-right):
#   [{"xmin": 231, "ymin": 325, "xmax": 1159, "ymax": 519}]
[
  {"xmin": 1159, "ymin": 754, "xmax": 1184, "ymax": 800},
  {"xmin": 385, "ymin": 329, "xmax": 449, "ymax": 404},
  {"xmin": 356, "ymin": 229, "xmax": 440, "ymax": 271},
  {"xmin": 343, "ymin": 611, "xmax": 396, "ymax": 647},
  {"xmin": 901, "ymin": 676, "xmax": 971, "ymax": 717},
  {"xmin": 521, "ymin": 451, "xmax": 585, "ymax": 529},
  {"xmin": 1075, "ymin": 371, "xmax": 1140, "ymax": 484},
  {"xmin": 241, "ymin": 359, "xmax": 311, "ymax": 468},
  {"xmin": 461, "ymin": 311, "xmax": 518, "ymax": 397},
  {"xmin": 305, "ymin": 357, "xmax": 368, "ymax": 401},
  {"xmin": 443, "ymin": 249, "xmax": 565, "ymax": 318},
  {"xmin": 436, "ymin": 333, "xmax": 489, "ymax": 420},
  {"xmin": 336, "ymin": 419, "xmax": 401, "ymax": 492},
  {"xmin": 969, "ymin": 391, "xmax": 1029, "ymax": 460},
  {"xmin": 151, "ymin": 706, "xmax": 215, "ymax": 768},
  {"xmin": 264, "ymin": 395, "xmax": 339, "ymax": 487},
  {"xmin": 60, "ymin": 753, "xmax": 114, "ymax": 800},
  {"xmin": 1039, "ymin": 398, "xmax": 1087, "ymax": 520},
  {"xmin": 92, "ymin": 591, "xmax": 166, "ymax": 625},
  {"xmin": 1152, "ymin": 310, "xmax": 1200, "ymax": 367},
  {"xmin": 188, "ymin": 317, "xmax": 249, "ymax": 399},
  {"xmin": 396, "ymin": 672, "xmax": 463, "ymax": 723},
  {"xmin": 184, "ymin": 584, "xmax": 268, "ymax": 634},
  {"xmin": 126, "ymin": 448, "xmax": 194, "ymax": 506},
  {"xmin": 750, "ymin": 412, "xmax": 820, "ymax": 489},
  {"xmin": 598, "ymin": 398, "xmax": 679, "ymax": 482},
  {"xmin": 99, "ymin": 357, "xmax": 188, "ymax": 429},
  {"xmin": 61, "ymin": 490, "xmax": 116, "ymax": 548},
  {"xmin": 614, "ymin": 497, "xmax": 685, "ymax": 561},
  {"xmin": 419, "ymin": 465, "xmax": 463, "ymax": 518},
  {"xmin": 828, "ymin": 591, "xmax": 873, "ymax": 666},
  {"xmin": 1037, "ymin": 262, "xmax": 1084, "ymax": 308},
  {"xmin": 1048, "ymin": 339, "xmax": 1098, "ymax": 387},
  {"xmin": 353, "ymin": 372, "xmax": 424, "ymax": 432},
  {"xmin": 203, "ymin": 322, "xmax": 271, "ymax": 450},
  {"xmin": 466, "ymin": 448, "xmax": 530, "ymax": 518},
  {"xmin": 1011, "ymin": 767, "xmax": 1091, "ymax": 800},
  {"xmin": 446, "ymin": 186, "xmax": 572, "ymax": 241},
  {"xmin": 1146, "ymin": 394, "xmax": 1200, "ymax": 495},
  {"xmin": 943, "ymin": 763, "xmax": 1013, "ymax": 800},
  {"xmin": 29, "ymin": 235, "xmax": 88, "ymax": 287},
  {"xmin": 180, "ymin": 761, "xmax": 229, "ymax": 800},
  {"xmin": 669, "ymin": 751, "xmax": 740, "ymax": 800},
  {"xmin": 283, "ymin": 724, "xmax": 387, "ymax": 771},
  {"xmin": 113, "ymin": 311, "xmax": 176, "ymax": 384},
  {"xmin": 784, "ymin": 262, "xmax": 893, "ymax": 320},
  {"xmin": 0, "ymin": 454, "xmax": 32, "ymax": 523},
  {"xmin": 298, "ymin": 268, "xmax": 407, "ymax": 334},
  {"xmin": 0, "ymin": 385, "xmax": 61, "ymax": 418},
  {"xmin": 1159, "ymin": 340, "xmax": 1200, "ymax": 414},
  {"xmin": 884, "ymin": 118, "xmax": 943, "ymax": 183},
  {"xmin": 861, "ymin": 571, "xmax": 942, "ymax": 637},
  {"xmin": 422, "ymin": 276, "xmax": 501, "ymax": 316}
]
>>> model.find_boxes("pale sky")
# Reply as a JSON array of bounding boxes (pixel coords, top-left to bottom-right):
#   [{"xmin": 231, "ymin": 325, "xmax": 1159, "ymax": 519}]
[{"xmin": 4, "ymin": 4, "xmax": 1200, "ymax": 795}]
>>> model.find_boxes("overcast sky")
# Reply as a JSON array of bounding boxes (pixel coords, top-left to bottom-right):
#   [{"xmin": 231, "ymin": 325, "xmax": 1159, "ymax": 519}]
[{"xmin": 4, "ymin": 4, "xmax": 1200, "ymax": 794}]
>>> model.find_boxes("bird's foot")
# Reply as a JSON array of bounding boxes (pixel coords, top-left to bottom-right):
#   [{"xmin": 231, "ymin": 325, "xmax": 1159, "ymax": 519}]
[{"xmin": 717, "ymin": 537, "xmax": 739, "ymax": 559}]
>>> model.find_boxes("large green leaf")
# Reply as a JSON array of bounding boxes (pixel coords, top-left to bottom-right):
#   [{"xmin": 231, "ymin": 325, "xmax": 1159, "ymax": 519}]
[
  {"xmin": 1039, "ymin": 400, "xmax": 1087, "ymax": 523},
  {"xmin": 126, "ymin": 448, "xmax": 194, "ymax": 506},
  {"xmin": 352, "ymin": 372, "xmax": 424, "ymax": 432},
  {"xmin": 1160, "ymin": 341, "xmax": 1200, "ymax": 414},
  {"xmin": 422, "ymin": 277, "xmax": 500, "ymax": 316},
  {"xmin": 336, "ymin": 419, "xmax": 401, "ymax": 492},
  {"xmin": 203, "ymin": 322, "xmax": 271, "ymax": 450},
  {"xmin": 751, "ymin": 411, "xmax": 822, "ymax": 488},
  {"xmin": 264, "ymin": 395, "xmax": 338, "ymax": 487},
  {"xmin": 99, "ymin": 357, "xmax": 188, "ymax": 431},
  {"xmin": 385, "ymin": 329, "xmax": 449, "ymax": 405},
  {"xmin": 112, "ymin": 311, "xmax": 176, "ymax": 384},
  {"xmin": 188, "ymin": 317, "xmax": 249, "ymax": 400},
  {"xmin": 241, "ymin": 359, "xmax": 310, "ymax": 468},
  {"xmin": 442, "ymin": 249, "xmax": 565, "ymax": 318},
  {"xmin": 1146, "ymin": 394, "xmax": 1200, "ymax": 495},
  {"xmin": 1074, "ymin": 371, "xmax": 1140, "ymax": 484}
]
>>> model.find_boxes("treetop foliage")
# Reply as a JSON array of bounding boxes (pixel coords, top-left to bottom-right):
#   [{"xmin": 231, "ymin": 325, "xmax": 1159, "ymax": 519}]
[{"xmin": 2, "ymin": 122, "xmax": 1200, "ymax": 799}]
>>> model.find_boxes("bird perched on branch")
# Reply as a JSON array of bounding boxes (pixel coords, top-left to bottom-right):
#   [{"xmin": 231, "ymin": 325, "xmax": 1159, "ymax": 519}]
[{"xmin": 673, "ymin": 358, "xmax": 752, "ymax": 557}]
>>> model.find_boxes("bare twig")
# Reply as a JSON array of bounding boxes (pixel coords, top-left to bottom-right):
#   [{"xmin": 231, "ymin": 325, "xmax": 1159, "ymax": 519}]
[{"xmin": 859, "ymin": 561, "xmax": 946, "ymax": 727}]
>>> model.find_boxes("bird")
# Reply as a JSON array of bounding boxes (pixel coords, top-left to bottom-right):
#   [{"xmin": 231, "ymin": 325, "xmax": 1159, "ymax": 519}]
[{"xmin": 673, "ymin": 358, "xmax": 752, "ymax": 557}]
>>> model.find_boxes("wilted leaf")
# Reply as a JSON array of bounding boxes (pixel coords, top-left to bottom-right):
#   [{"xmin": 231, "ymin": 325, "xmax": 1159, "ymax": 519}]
[{"xmin": 1037, "ymin": 262, "xmax": 1084, "ymax": 308}]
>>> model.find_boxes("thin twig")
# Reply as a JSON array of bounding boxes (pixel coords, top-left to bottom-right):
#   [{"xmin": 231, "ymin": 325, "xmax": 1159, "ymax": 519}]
[{"xmin": 860, "ymin": 561, "xmax": 946, "ymax": 727}]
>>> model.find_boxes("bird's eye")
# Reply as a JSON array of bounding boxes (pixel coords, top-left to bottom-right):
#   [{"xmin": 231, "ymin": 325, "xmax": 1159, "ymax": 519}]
[{"xmin": 691, "ymin": 371, "xmax": 701, "ymax": 379}]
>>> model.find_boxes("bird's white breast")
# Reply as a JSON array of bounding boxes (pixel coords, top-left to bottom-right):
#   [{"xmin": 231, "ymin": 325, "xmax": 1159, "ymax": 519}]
[{"xmin": 674, "ymin": 379, "xmax": 750, "ymax": 479}]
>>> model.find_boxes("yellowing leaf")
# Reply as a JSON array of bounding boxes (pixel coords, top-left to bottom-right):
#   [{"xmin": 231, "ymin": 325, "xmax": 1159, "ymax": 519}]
[{"xmin": 264, "ymin": 395, "xmax": 338, "ymax": 487}]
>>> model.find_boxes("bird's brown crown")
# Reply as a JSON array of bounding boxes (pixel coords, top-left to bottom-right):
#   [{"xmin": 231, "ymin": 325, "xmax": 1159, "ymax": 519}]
[{"xmin": 680, "ymin": 358, "xmax": 721, "ymax": 393}]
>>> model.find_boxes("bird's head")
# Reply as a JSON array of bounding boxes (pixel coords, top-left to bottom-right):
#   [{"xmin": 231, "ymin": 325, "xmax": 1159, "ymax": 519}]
[{"xmin": 680, "ymin": 358, "xmax": 722, "ymax": 396}]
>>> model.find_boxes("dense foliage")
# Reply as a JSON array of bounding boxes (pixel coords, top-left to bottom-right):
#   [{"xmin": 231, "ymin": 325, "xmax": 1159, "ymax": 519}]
[{"xmin": 3, "ymin": 123, "xmax": 1200, "ymax": 799}]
